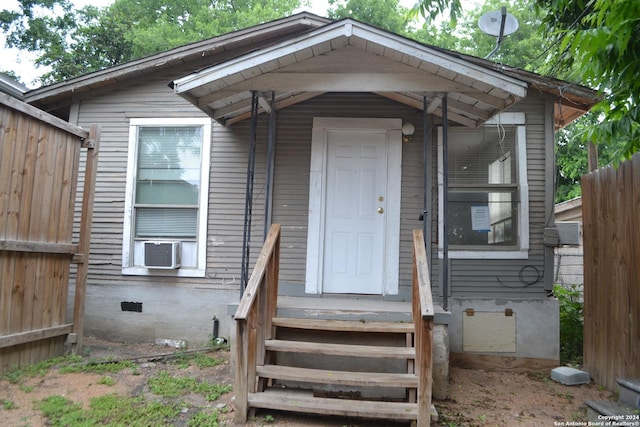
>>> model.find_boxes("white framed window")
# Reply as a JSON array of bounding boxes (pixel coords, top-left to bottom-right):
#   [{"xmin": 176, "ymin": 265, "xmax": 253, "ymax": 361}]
[
  {"xmin": 438, "ymin": 113, "xmax": 529, "ymax": 259},
  {"xmin": 122, "ymin": 118, "xmax": 211, "ymax": 276}
]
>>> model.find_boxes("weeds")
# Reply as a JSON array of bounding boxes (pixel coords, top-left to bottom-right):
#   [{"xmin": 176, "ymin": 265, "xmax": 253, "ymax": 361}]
[
  {"xmin": 172, "ymin": 351, "xmax": 225, "ymax": 369},
  {"xmin": 97, "ymin": 375, "xmax": 116, "ymax": 386},
  {"xmin": 36, "ymin": 394, "xmax": 181, "ymax": 427},
  {"xmin": 58, "ymin": 359, "xmax": 134, "ymax": 375},
  {"xmin": 2, "ymin": 355, "xmax": 134, "ymax": 386},
  {"xmin": 557, "ymin": 391, "xmax": 574, "ymax": 403},
  {"xmin": 149, "ymin": 371, "xmax": 232, "ymax": 401},
  {"xmin": 188, "ymin": 410, "xmax": 220, "ymax": 427},
  {"xmin": 554, "ymin": 284, "xmax": 584, "ymax": 365},
  {"xmin": 2, "ymin": 398, "xmax": 17, "ymax": 410},
  {"xmin": 18, "ymin": 384, "xmax": 34, "ymax": 393},
  {"xmin": 2, "ymin": 355, "xmax": 82, "ymax": 384},
  {"xmin": 526, "ymin": 371, "xmax": 549, "ymax": 382},
  {"xmin": 5, "ymin": 347, "xmax": 232, "ymax": 426}
]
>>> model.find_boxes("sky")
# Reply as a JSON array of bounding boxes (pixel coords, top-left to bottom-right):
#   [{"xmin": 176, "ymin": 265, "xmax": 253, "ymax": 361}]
[{"xmin": 0, "ymin": 0, "xmax": 436, "ymax": 89}]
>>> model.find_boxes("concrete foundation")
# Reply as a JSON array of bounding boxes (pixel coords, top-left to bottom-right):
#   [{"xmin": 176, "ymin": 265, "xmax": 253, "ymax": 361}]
[
  {"xmin": 67, "ymin": 282, "xmax": 239, "ymax": 346},
  {"xmin": 448, "ymin": 297, "xmax": 559, "ymax": 361}
]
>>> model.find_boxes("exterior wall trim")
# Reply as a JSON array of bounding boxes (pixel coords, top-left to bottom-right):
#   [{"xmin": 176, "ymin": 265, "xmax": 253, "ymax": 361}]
[
  {"xmin": 305, "ymin": 117, "xmax": 402, "ymax": 295},
  {"xmin": 437, "ymin": 112, "xmax": 530, "ymax": 260},
  {"xmin": 121, "ymin": 117, "xmax": 211, "ymax": 277}
]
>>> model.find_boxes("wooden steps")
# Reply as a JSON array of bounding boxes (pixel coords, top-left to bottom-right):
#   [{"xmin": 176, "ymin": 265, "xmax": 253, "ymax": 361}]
[
  {"xmin": 251, "ymin": 317, "xmax": 418, "ymax": 422},
  {"xmin": 234, "ymin": 228, "xmax": 436, "ymax": 425},
  {"xmin": 256, "ymin": 364, "xmax": 419, "ymax": 387},
  {"xmin": 264, "ymin": 339, "xmax": 415, "ymax": 359},
  {"xmin": 249, "ymin": 388, "xmax": 418, "ymax": 420},
  {"xmin": 272, "ymin": 317, "xmax": 414, "ymax": 333}
]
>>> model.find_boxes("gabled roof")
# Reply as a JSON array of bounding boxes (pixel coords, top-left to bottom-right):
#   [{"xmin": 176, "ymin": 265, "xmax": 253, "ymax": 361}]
[
  {"xmin": 25, "ymin": 12, "xmax": 599, "ymax": 127},
  {"xmin": 172, "ymin": 17, "xmax": 600, "ymax": 128},
  {"xmin": 173, "ymin": 18, "xmax": 531, "ymax": 127},
  {"xmin": 24, "ymin": 13, "xmax": 330, "ymax": 117}
]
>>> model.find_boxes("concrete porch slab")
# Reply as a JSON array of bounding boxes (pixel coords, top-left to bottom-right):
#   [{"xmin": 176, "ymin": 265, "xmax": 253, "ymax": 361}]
[{"xmin": 276, "ymin": 296, "xmax": 451, "ymax": 324}]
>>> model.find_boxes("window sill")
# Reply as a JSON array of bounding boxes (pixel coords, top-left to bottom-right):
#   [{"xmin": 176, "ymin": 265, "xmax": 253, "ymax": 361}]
[
  {"xmin": 437, "ymin": 249, "xmax": 529, "ymax": 260},
  {"xmin": 122, "ymin": 266, "xmax": 206, "ymax": 278}
]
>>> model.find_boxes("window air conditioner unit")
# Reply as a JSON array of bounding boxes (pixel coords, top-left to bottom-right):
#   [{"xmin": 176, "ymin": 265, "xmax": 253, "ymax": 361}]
[{"xmin": 143, "ymin": 241, "xmax": 181, "ymax": 269}]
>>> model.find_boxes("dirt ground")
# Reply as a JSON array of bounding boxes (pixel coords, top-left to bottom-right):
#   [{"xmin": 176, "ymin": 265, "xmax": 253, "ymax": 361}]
[{"xmin": 0, "ymin": 337, "xmax": 614, "ymax": 426}]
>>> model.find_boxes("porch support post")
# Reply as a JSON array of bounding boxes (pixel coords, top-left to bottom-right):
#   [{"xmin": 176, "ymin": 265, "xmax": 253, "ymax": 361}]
[
  {"xmin": 422, "ymin": 96, "xmax": 431, "ymax": 265},
  {"xmin": 264, "ymin": 92, "xmax": 276, "ymax": 241},
  {"xmin": 241, "ymin": 91, "xmax": 259, "ymax": 296},
  {"xmin": 441, "ymin": 94, "xmax": 449, "ymax": 311}
]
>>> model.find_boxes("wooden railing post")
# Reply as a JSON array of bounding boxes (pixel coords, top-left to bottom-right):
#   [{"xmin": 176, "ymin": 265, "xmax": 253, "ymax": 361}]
[
  {"xmin": 234, "ymin": 320, "xmax": 249, "ymax": 421},
  {"xmin": 72, "ymin": 124, "xmax": 100, "ymax": 354},
  {"xmin": 234, "ymin": 224, "xmax": 281, "ymax": 422},
  {"xmin": 413, "ymin": 229, "xmax": 434, "ymax": 427}
]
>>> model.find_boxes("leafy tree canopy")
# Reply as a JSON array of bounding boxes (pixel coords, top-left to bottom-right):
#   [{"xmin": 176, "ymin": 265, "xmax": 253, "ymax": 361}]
[
  {"xmin": 2, "ymin": 0, "xmax": 628, "ymax": 201},
  {"xmin": 1, "ymin": 0, "xmax": 301, "ymax": 84},
  {"xmin": 413, "ymin": 0, "xmax": 544, "ymax": 71},
  {"xmin": 415, "ymin": 0, "xmax": 640, "ymax": 159},
  {"xmin": 327, "ymin": 0, "xmax": 411, "ymax": 35}
]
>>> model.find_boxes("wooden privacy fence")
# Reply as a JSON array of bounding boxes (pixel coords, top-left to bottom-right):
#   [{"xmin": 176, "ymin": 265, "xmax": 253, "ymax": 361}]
[
  {"xmin": 581, "ymin": 153, "xmax": 640, "ymax": 390},
  {"xmin": 0, "ymin": 93, "xmax": 99, "ymax": 375}
]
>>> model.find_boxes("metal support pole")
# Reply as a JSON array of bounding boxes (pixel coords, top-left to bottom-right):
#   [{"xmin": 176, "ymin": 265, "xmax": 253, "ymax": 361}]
[
  {"xmin": 442, "ymin": 94, "xmax": 449, "ymax": 311},
  {"xmin": 264, "ymin": 92, "xmax": 276, "ymax": 241},
  {"xmin": 240, "ymin": 92, "xmax": 259, "ymax": 296},
  {"xmin": 422, "ymin": 96, "xmax": 431, "ymax": 265}
]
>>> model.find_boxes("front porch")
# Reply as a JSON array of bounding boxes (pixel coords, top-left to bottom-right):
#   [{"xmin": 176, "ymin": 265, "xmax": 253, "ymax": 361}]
[{"xmin": 233, "ymin": 225, "xmax": 443, "ymax": 426}]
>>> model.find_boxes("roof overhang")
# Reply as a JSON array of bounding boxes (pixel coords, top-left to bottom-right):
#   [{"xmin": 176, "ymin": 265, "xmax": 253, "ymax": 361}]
[
  {"xmin": 173, "ymin": 19, "xmax": 530, "ymax": 127},
  {"xmin": 24, "ymin": 13, "xmax": 331, "ymax": 117}
]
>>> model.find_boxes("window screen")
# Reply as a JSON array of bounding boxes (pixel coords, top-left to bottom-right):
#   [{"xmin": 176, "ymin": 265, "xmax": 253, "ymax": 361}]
[{"xmin": 134, "ymin": 126, "xmax": 202, "ymax": 239}]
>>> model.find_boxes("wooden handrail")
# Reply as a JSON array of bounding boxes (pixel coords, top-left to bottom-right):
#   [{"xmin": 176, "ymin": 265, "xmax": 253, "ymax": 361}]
[
  {"xmin": 412, "ymin": 229, "xmax": 434, "ymax": 427},
  {"xmin": 234, "ymin": 224, "xmax": 281, "ymax": 422}
]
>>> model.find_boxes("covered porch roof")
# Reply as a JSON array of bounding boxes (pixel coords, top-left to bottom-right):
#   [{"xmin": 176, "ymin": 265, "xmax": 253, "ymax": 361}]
[{"xmin": 172, "ymin": 18, "xmax": 597, "ymax": 128}]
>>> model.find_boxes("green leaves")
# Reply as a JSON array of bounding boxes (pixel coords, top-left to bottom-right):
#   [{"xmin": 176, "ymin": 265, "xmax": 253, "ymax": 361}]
[
  {"xmin": 1, "ymin": 0, "xmax": 302, "ymax": 84},
  {"xmin": 414, "ymin": 0, "xmax": 546, "ymax": 71},
  {"xmin": 537, "ymin": 0, "xmax": 640, "ymax": 160},
  {"xmin": 328, "ymin": 0, "xmax": 412, "ymax": 35},
  {"xmin": 409, "ymin": 0, "xmax": 462, "ymax": 26}
]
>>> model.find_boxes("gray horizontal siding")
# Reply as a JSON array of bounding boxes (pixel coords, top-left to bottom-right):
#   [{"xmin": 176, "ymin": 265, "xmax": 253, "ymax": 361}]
[
  {"xmin": 442, "ymin": 96, "xmax": 551, "ymax": 299},
  {"xmin": 73, "ymin": 81, "xmax": 554, "ymax": 300},
  {"xmin": 272, "ymin": 93, "xmax": 426, "ymax": 290}
]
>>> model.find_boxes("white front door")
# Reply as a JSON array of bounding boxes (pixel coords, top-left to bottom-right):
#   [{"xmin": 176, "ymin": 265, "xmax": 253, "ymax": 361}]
[{"xmin": 306, "ymin": 118, "xmax": 402, "ymax": 295}]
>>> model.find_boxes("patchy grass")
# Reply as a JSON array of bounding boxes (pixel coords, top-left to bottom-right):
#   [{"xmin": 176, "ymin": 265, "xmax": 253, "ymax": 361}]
[
  {"xmin": 2, "ymin": 355, "xmax": 83, "ymax": 384},
  {"xmin": 58, "ymin": 359, "xmax": 135, "ymax": 375},
  {"xmin": 36, "ymin": 394, "xmax": 181, "ymax": 427},
  {"xmin": 187, "ymin": 409, "xmax": 221, "ymax": 427},
  {"xmin": 171, "ymin": 351, "xmax": 226, "ymax": 370},
  {"xmin": 149, "ymin": 371, "xmax": 232, "ymax": 401},
  {"xmin": 2, "ymin": 355, "xmax": 135, "ymax": 386},
  {"xmin": 97, "ymin": 375, "xmax": 116, "ymax": 386},
  {"xmin": 1, "ymin": 398, "xmax": 17, "ymax": 410},
  {"xmin": 2, "ymin": 343, "xmax": 232, "ymax": 427}
]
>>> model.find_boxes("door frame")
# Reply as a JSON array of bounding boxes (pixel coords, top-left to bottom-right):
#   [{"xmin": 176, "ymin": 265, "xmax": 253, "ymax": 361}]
[{"xmin": 305, "ymin": 117, "xmax": 402, "ymax": 295}]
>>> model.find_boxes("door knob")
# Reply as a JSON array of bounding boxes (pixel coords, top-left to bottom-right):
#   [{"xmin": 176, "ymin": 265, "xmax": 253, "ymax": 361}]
[{"xmin": 377, "ymin": 207, "xmax": 384, "ymax": 214}]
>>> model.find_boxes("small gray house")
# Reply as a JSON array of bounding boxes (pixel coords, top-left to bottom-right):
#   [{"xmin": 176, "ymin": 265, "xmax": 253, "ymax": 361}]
[{"xmin": 25, "ymin": 13, "xmax": 597, "ymax": 376}]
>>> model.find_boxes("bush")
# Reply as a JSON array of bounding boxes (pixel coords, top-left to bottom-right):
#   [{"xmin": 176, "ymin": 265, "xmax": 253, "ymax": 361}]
[{"xmin": 554, "ymin": 284, "xmax": 584, "ymax": 365}]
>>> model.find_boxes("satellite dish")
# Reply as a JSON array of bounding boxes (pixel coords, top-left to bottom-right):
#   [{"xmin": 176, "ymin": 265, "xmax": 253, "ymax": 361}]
[
  {"xmin": 478, "ymin": 7, "xmax": 519, "ymax": 59},
  {"xmin": 478, "ymin": 9, "xmax": 519, "ymax": 37}
]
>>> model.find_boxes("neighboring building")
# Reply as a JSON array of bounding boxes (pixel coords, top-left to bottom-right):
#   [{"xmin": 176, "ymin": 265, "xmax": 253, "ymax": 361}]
[
  {"xmin": 0, "ymin": 73, "xmax": 27, "ymax": 99},
  {"xmin": 23, "ymin": 13, "xmax": 599, "ymax": 368},
  {"xmin": 554, "ymin": 197, "xmax": 584, "ymax": 287}
]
